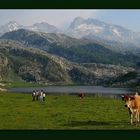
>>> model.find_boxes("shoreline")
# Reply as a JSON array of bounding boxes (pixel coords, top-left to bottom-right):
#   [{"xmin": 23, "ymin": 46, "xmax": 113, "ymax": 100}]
[
  {"xmin": 0, "ymin": 83, "xmax": 7, "ymax": 91},
  {"xmin": 0, "ymin": 87, "xmax": 7, "ymax": 91}
]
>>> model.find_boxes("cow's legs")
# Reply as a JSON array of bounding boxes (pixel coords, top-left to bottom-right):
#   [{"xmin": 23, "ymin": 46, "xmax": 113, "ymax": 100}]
[
  {"xmin": 135, "ymin": 113, "xmax": 138, "ymax": 124},
  {"xmin": 137, "ymin": 112, "xmax": 139, "ymax": 123},
  {"xmin": 132, "ymin": 111, "xmax": 139, "ymax": 125},
  {"xmin": 130, "ymin": 113, "xmax": 133, "ymax": 125}
]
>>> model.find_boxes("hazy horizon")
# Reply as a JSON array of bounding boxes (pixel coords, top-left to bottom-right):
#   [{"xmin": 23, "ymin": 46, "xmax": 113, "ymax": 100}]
[{"xmin": 0, "ymin": 9, "xmax": 140, "ymax": 32}]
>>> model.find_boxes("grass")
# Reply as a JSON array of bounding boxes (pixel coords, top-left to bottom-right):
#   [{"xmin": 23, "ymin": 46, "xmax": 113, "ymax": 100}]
[
  {"xmin": 0, "ymin": 92, "xmax": 140, "ymax": 130},
  {"xmin": 1, "ymin": 81, "xmax": 44, "ymax": 88}
]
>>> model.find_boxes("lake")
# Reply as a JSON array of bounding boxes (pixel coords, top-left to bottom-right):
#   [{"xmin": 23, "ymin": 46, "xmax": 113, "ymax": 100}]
[{"xmin": 8, "ymin": 86, "xmax": 136, "ymax": 95}]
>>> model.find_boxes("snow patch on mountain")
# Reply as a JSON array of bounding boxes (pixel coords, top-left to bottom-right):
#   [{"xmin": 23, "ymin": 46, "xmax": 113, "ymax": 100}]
[
  {"xmin": 76, "ymin": 24, "xmax": 103, "ymax": 33},
  {"xmin": 8, "ymin": 22, "xmax": 20, "ymax": 31},
  {"xmin": 112, "ymin": 28, "xmax": 121, "ymax": 37}
]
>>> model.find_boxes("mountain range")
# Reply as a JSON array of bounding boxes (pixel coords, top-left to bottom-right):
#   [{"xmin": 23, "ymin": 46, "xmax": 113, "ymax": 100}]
[
  {"xmin": 0, "ymin": 17, "xmax": 140, "ymax": 87},
  {"xmin": 1, "ymin": 17, "xmax": 140, "ymax": 54},
  {"xmin": 68, "ymin": 17, "xmax": 140, "ymax": 43},
  {"xmin": 1, "ymin": 29, "xmax": 140, "ymax": 66},
  {"xmin": 0, "ymin": 21, "xmax": 58, "ymax": 36}
]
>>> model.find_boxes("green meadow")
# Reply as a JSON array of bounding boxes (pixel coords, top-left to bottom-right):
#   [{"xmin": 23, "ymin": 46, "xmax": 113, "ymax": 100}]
[{"xmin": 0, "ymin": 92, "xmax": 140, "ymax": 130}]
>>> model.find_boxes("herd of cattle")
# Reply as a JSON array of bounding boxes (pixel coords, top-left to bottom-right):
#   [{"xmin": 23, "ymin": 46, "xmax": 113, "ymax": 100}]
[{"xmin": 122, "ymin": 92, "xmax": 140, "ymax": 125}]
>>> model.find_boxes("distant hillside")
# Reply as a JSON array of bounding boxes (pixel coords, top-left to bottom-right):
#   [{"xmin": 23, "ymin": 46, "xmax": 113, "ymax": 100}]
[
  {"xmin": 0, "ymin": 39, "xmax": 134, "ymax": 86},
  {"xmin": 1, "ymin": 29, "xmax": 140, "ymax": 67},
  {"xmin": 0, "ymin": 39, "xmax": 73, "ymax": 85}
]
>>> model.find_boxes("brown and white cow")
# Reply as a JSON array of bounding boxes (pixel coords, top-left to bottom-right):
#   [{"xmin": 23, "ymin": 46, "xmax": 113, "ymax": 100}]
[{"xmin": 122, "ymin": 92, "xmax": 140, "ymax": 125}]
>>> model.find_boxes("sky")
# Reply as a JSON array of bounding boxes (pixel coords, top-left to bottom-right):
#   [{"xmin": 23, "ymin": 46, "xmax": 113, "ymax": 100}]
[{"xmin": 0, "ymin": 9, "xmax": 140, "ymax": 31}]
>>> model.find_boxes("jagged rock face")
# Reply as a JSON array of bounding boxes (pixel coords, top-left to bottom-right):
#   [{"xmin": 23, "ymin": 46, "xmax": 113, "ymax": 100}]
[
  {"xmin": 82, "ymin": 63, "xmax": 134, "ymax": 78},
  {"xmin": 0, "ymin": 54, "xmax": 8, "ymax": 66},
  {"xmin": 18, "ymin": 65, "xmax": 42, "ymax": 82},
  {"xmin": 68, "ymin": 63, "xmax": 135, "ymax": 85}
]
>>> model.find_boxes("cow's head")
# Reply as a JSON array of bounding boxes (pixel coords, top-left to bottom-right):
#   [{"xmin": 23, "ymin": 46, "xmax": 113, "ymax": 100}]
[
  {"xmin": 121, "ymin": 95, "xmax": 129, "ymax": 101},
  {"xmin": 122, "ymin": 95, "xmax": 135, "ymax": 108}
]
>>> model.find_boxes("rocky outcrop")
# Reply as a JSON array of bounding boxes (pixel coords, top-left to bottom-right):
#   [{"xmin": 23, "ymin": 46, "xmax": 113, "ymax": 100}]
[
  {"xmin": 81, "ymin": 63, "xmax": 134, "ymax": 78},
  {"xmin": 0, "ymin": 54, "xmax": 9, "ymax": 81}
]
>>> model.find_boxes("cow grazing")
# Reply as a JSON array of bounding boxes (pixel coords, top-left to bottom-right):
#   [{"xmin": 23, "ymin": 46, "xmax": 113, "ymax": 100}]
[
  {"xmin": 78, "ymin": 93, "xmax": 85, "ymax": 99},
  {"xmin": 121, "ymin": 93, "xmax": 140, "ymax": 125}
]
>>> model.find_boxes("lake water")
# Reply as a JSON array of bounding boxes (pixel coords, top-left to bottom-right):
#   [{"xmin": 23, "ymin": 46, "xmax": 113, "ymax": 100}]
[{"xmin": 8, "ymin": 86, "xmax": 136, "ymax": 95}]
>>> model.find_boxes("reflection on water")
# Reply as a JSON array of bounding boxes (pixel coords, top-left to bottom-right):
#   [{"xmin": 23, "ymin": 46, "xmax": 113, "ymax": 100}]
[{"xmin": 9, "ymin": 86, "xmax": 135, "ymax": 95}]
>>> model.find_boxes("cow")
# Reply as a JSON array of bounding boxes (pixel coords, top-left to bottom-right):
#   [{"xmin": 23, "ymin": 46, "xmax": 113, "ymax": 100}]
[
  {"xmin": 121, "ymin": 92, "xmax": 140, "ymax": 125},
  {"xmin": 78, "ymin": 93, "xmax": 85, "ymax": 99}
]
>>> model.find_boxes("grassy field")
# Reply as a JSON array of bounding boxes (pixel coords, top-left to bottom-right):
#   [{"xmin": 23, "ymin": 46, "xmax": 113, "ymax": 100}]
[
  {"xmin": 2, "ymin": 81, "xmax": 44, "ymax": 88},
  {"xmin": 0, "ymin": 92, "xmax": 140, "ymax": 130}
]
